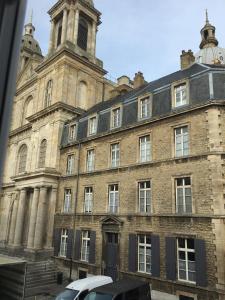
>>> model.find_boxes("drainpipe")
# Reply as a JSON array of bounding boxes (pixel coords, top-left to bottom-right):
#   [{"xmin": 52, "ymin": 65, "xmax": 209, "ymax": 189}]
[{"xmin": 69, "ymin": 142, "xmax": 81, "ymax": 281}]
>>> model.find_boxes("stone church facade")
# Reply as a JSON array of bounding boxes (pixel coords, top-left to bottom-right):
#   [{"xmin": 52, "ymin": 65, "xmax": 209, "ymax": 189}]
[{"xmin": 1, "ymin": 1, "xmax": 225, "ymax": 300}]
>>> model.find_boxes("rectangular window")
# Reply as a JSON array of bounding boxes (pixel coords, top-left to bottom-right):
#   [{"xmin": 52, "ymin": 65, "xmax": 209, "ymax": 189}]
[
  {"xmin": 59, "ymin": 229, "xmax": 68, "ymax": 257},
  {"xmin": 69, "ymin": 124, "xmax": 76, "ymax": 141},
  {"xmin": 140, "ymin": 97, "xmax": 151, "ymax": 119},
  {"xmin": 81, "ymin": 231, "xmax": 90, "ymax": 262},
  {"xmin": 175, "ymin": 84, "xmax": 187, "ymax": 107},
  {"xmin": 84, "ymin": 187, "xmax": 93, "ymax": 213},
  {"xmin": 176, "ymin": 177, "xmax": 192, "ymax": 213},
  {"xmin": 66, "ymin": 154, "xmax": 75, "ymax": 175},
  {"xmin": 111, "ymin": 143, "xmax": 120, "ymax": 168},
  {"xmin": 108, "ymin": 184, "xmax": 119, "ymax": 213},
  {"xmin": 175, "ymin": 126, "xmax": 189, "ymax": 157},
  {"xmin": 177, "ymin": 238, "xmax": 196, "ymax": 283},
  {"xmin": 111, "ymin": 107, "xmax": 121, "ymax": 128},
  {"xmin": 63, "ymin": 189, "xmax": 71, "ymax": 213},
  {"xmin": 86, "ymin": 149, "xmax": 95, "ymax": 172},
  {"xmin": 89, "ymin": 116, "xmax": 97, "ymax": 136},
  {"xmin": 139, "ymin": 135, "xmax": 151, "ymax": 162},
  {"xmin": 138, "ymin": 234, "xmax": 151, "ymax": 274},
  {"xmin": 139, "ymin": 181, "xmax": 151, "ymax": 213}
]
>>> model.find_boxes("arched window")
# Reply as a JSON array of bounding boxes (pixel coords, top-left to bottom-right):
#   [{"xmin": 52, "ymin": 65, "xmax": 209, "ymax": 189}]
[
  {"xmin": 38, "ymin": 139, "xmax": 47, "ymax": 168},
  {"xmin": 77, "ymin": 18, "xmax": 88, "ymax": 51},
  {"xmin": 77, "ymin": 81, "xmax": 88, "ymax": 109},
  {"xmin": 44, "ymin": 80, "xmax": 53, "ymax": 108},
  {"xmin": 23, "ymin": 96, "xmax": 33, "ymax": 125},
  {"xmin": 18, "ymin": 144, "xmax": 28, "ymax": 174}
]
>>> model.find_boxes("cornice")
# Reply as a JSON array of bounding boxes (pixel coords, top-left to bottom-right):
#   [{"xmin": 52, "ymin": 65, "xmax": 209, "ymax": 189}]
[
  {"xmin": 9, "ymin": 123, "xmax": 32, "ymax": 138},
  {"xmin": 11, "ymin": 168, "xmax": 61, "ymax": 182}
]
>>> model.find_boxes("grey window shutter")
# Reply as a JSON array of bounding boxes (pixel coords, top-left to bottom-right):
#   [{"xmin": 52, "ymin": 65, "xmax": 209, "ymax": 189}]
[
  {"xmin": 53, "ymin": 228, "xmax": 61, "ymax": 257},
  {"xmin": 74, "ymin": 230, "xmax": 81, "ymax": 261},
  {"xmin": 165, "ymin": 237, "xmax": 176, "ymax": 281},
  {"xmin": 195, "ymin": 239, "xmax": 207, "ymax": 287},
  {"xmin": 128, "ymin": 234, "xmax": 137, "ymax": 272},
  {"xmin": 89, "ymin": 231, "xmax": 96, "ymax": 264},
  {"xmin": 61, "ymin": 124, "xmax": 69, "ymax": 146},
  {"xmin": 66, "ymin": 229, "xmax": 74, "ymax": 259},
  {"xmin": 151, "ymin": 235, "xmax": 160, "ymax": 277}
]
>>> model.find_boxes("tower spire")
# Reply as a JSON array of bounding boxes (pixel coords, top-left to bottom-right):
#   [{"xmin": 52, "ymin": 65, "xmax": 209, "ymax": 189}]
[
  {"xmin": 29, "ymin": 9, "xmax": 33, "ymax": 24},
  {"xmin": 199, "ymin": 11, "xmax": 218, "ymax": 49},
  {"xmin": 205, "ymin": 9, "xmax": 209, "ymax": 25}
]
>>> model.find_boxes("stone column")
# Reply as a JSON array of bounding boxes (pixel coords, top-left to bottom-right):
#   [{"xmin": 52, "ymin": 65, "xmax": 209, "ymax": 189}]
[
  {"xmin": 61, "ymin": 9, "xmax": 68, "ymax": 44},
  {"xmin": 33, "ymin": 186, "xmax": 48, "ymax": 249},
  {"xmin": 8, "ymin": 194, "xmax": 19, "ymax": 245},
  {"xmin": 45, "ymin": 188, "xmax": 57, "ymax": 249},
  {"xmin": 67, "ymin": 8, "xmax": 75, "ymax": 43},
  {"xmin": 14, "ymin": 189, "xmax": 27, "ymax": 246},
  {"xmin": 48, "ymin": 20, "xmax": 55, "ymax": 54},
  {"xmin": 91, "ymin": 21, "xmax": 97, "ymax": 56},
  {"xmin": 73, "ymin": 9, "xmax": 79, "ymax": 45},
  {"xmin": 27, "ymin": 187, "xmax": 40, "ymax": 249}
]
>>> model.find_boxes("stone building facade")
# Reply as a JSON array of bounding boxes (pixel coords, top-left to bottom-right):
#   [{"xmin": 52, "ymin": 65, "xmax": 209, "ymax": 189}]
[{"xmin": 1, "ymin": 1, "xmax": 225, "ymax": 300}]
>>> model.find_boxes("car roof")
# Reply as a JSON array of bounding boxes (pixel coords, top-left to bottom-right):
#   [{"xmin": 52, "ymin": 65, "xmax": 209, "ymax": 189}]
[
  {"xmin": 66, "ymin": 276, "xmax": 112, "ymax": 291},
  {"xmin": 91, "ymin": 279, "xmax": 149, "ymax": 295}
]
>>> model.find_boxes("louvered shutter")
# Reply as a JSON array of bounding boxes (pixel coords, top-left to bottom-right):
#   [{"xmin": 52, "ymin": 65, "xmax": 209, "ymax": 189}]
[
  {"xmin": 74, "ymin": 230, "xmax": 81, "ymax": 260},
  {"xmin": 195, "ymin": 239, "xmax": 207, "ymax": 287},
  {"xmin": 53, "ymin": 228, "xmax": 61, "ymax": 257},
  {"xmin": 165, "ymin": 237, "xmax": 176, "ymax": 281},
  {"xmin": 89, "ymin": 231, "xmax": 96, "ymax": 264},
  {"xmin": 151, "ymin": 235, "xmax": 160, "ymax": 277},
  {"xmin": 128, "ymin": 234, "xmax": 137, "ymax": 272},
  {"xmin": 66, "ymin": 229, "xmax": 73, "ymax": 259}
]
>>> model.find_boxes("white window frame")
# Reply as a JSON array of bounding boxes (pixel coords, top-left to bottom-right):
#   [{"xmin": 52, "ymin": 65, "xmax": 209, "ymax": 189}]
[
  {"xmin": 177, "ymin": 238, "xmax": 196, "ymax": 284},
  {"xmin": 88, "ymin": 116, "xmax": 97, "ymax": 136},
  {"xmin": 66, "ymin": 154, "xmax": 75, "ymax": 175},
  {"xmin": 139, "ymin": 96, "xmax": 151, "ymax": 119},
  {"xmin": 111, "ymin": 143, "xmax": 120, "ymax": 168},
  {"xmin": 139, "ymin": 181, "xmax": 151, "ymax": 213},
  {"xmin": 69, "ymin": 124, "xmax": 77, "ymax": 141},
  {"xmin": 86, "ymin": 149, "xmax": 95, "ymax": 172},
  {"xmin": 81, "ymin": 231, "xmax": 90, "ymax": 262},
  {"xmin": 63, "ymin": 189, "xmax": 71, "ymax": 213},
  {"xmin": 176, "ymin": 177, "xmax": 192, "ymax": 213},
  {"xmin": 175, "ymin": 84, "xmax": 188, "ymax": 107},
  {"xmin": 175, "ymin": 126, "xmax": 189, "ymax": 157},
  {"xmin": 111, "ymin": 107, "xmax": 121, "ymax": 129},
  {"xmin": 84, "ymin": 187, "xmax": 93, "ymax": 213},
  {"xmin": 138, "ymin": 234, "xmax": 152, "ymax": 274},
  {"xmin": 139, "ymin": 135, "xmax": 151, "ymax": 162},
  {"xmin": 59, "ymin": 229, "xmax": 68, "ymax": 257},
  {"xmin": 108, "ymin": 184, "xmax": 119, "ymax": 214}
]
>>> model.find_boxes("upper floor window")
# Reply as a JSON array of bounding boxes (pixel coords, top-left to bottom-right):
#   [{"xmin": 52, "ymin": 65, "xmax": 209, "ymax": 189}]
[
  {"xmin": 139, "ymin": 181, "xmax": 151, "ymax": 213},
  {"xmin": 59, "ymin": 229, "xmax": 68, "ymax": 257},
  {"xmin": 86, "ymin": 149, "xmax": 95, "ymax": 172},
  {"xmin": 63, "ymin": 189, "xmax": 71, "ymax": 213},
  {"xmin": 176, "ymin": 177, "xmax": 192, "ymax": 214},
  {"xmin": 84, "ymin": 187, "xmax": 93, "ymax": 213},
  {"xmin": 81, "ymin": 230, "xmax": 90, "ymax": 262},
  {"xmin": 69, "ymin": 124, "xmax": 77, "ymax": 141},
  {"xmin": 44, "ymin": 80, "xmax": 53, "ymax": 108},
  {"xmin": 111, "ymin": 107, "xmax": 121, "ymax": 129},
  {"xmin": 18, "ymin": 144, "xmax": 28, "ymax": 174},
  {"xmin": 175, "ymin": 84, "xmax": 188, "ymax": 107},
  {"xmin": 77, "ymin": 18, "xmax": 88, "ymax": 51},
  {"xmin": 108, "ymin": 184, "xmax": 119, "ymax": 214},
  {"xmin": 175, "ymin": 126, "xmax": 189, "ymax": 157},
  {"xmin": 56, "ymin": 19, "xmax": 63, "ymax": 47},
  {"xmin": 38, "ymin": 139, "xmax": 47, "ymax": 168},
  {"xmin": 177, "ymin": 238, "xmax": 196, "ymax": 283},
  {"xmin": 139, "ymin": 135, "xmax": 151, "ymax": 162},
  {"xmin": 139, "ymin": 96, "xmax": 151, "ymax": 119},
  {"xmin": 66, "ymin": 154, "xmax": 75, "ymax": 175},
  {"xmin": 23, "ymin": 96, "xmax": 33, "ymax": 125},
  {"xmin": 88, "ymin": 116, "xmax": 97, "ymax": 136},
  {"xmin": 138, "ymin": 234, "xmax": 151, "ymax": 274},
  {"xmin": 111, "ymin": 143, "xmax": 120, "ymax": 168}
]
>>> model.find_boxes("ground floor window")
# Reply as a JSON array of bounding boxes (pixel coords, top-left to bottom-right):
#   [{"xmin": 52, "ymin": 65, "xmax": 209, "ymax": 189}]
[
  {"xmin": 81, "ymin": 231, "xmax": 90, "ymax": 262},
  {"xmin": 59, "ymin": 229, "xmax": 68, "ymax": 257},
  {"xmin": 138, "ymin": 234, "xmax": 151, "ymax": 274}
]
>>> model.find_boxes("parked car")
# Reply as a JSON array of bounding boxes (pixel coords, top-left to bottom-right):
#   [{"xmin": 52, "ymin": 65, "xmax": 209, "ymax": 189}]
[
  {"xmin": 55, "ymin": 276, "xmax": 113, "ymax": 300},
  {"xmin": 84, "ymin": 279, "xmax": 151, "ymax": 300}
]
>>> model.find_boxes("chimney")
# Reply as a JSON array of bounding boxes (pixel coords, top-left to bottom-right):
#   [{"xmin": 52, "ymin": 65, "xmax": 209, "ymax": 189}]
[
  {"xmin": 180, "ymin": 50, "xmax": 195, "ymax": 70},
  {"xmin": 133, "ymin": 72, "xmax": 145, "ymax": 89}
]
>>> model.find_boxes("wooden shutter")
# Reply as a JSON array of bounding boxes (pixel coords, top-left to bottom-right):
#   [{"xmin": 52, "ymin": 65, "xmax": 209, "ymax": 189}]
[
  {"xmin": 165, "ymin": 237, "xmax": 176, "ymax": 281},
  {"xmin": 195, "ymin": 239, "xmax": 207, "ymax": 287},
  {"xmin": 89, "ymin": 231, "xmax": 96, "ymax": 264},
  {"xmin": 128, "ymin": 234, "xmax": 137, "ymax": 272},
  {"xmin": 66, "ymin": 229, "xmax": 73, "ymax": 259},
  {"xmin": 151, "ymin": 234, "xmax": 160, "ymax": 277},
  {"xmin": 74, "ymin": 230, "xmax": 81, "ymax": 261},
  {"xmin": 53, "ymin": 228, "xmax": 61, "ymax": 257}
]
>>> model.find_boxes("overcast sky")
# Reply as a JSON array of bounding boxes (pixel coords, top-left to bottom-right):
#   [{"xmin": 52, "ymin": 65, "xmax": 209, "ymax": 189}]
[{"xmin": 25, "ymin": 0, "xmax": 225, "ymax": 82}]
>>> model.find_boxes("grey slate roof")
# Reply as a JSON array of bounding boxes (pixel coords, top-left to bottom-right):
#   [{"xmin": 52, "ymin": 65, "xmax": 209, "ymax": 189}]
[{"xmin": 61, "ymin": 63, "xmax": 225, "ymax": 147}]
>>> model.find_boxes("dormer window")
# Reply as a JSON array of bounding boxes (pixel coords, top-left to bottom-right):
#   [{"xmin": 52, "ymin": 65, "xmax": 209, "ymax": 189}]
[
  {"xmin": 139, "ymin": 95, "xmax": 152, "ymax": 119},
  {"xmin": 69, "ymin": 124, "xmax": 77, "ymax": 141},
  {"xmin": 175, "ymin": 84, "xmax": 188, "ymax": 107},
  {"xmin": 88, "ymin": 116, "xmax": 97, "ymax": 136},
  {"xmin": 111, "ymin": 107, "xmax": 121, "ymax": 129}
]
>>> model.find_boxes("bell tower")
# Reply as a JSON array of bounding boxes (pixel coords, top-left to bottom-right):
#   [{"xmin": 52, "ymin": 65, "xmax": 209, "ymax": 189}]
[
  {"xmin": 48, "ymin": 0, "xmax": 101, "ymax": 65},
  {"xmin": 200, "ymin": 10, "xmax": 218, "ymax": 49}
]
